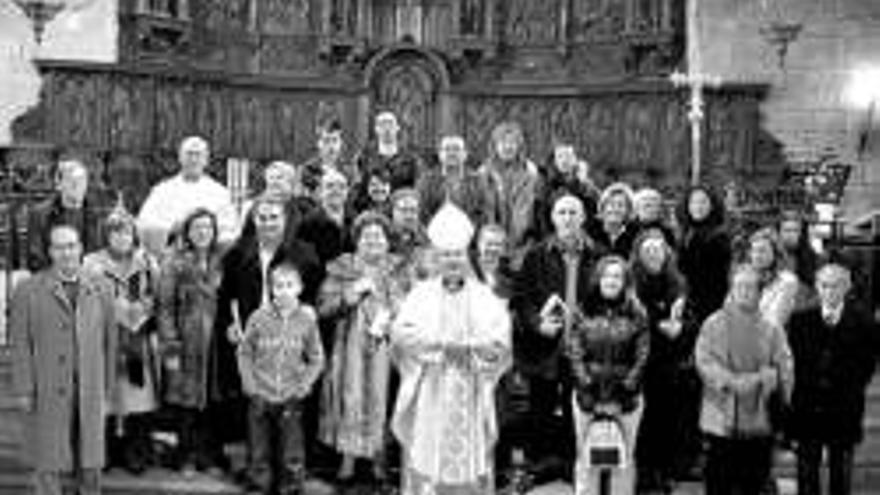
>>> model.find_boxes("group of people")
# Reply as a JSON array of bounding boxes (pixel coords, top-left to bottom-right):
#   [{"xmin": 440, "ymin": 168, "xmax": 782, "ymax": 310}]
[{"xmin": 8, "ymin": 112, "xmax": 879, "ymax": 495}]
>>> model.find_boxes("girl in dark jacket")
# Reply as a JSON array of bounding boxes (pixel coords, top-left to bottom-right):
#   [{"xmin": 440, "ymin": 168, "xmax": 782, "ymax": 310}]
[
  {"xmin": 674, "ymin": 184, "xmax": 733, "ymax": 479},
  {"xmin": 630, "ymin": 229, "xmax": 687, "ymax": 494},
  {"xmin": 568, "ymin": 255, "xmax": 649, "ymax": 495}
]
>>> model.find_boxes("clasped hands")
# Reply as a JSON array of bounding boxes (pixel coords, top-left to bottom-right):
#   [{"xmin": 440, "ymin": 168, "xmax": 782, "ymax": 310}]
[{"xmin": 729, "ymin": 367, "xmax": 778, "ymax": 395}]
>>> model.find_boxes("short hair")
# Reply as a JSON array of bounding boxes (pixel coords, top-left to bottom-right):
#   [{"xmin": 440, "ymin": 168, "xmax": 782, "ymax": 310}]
[
  {"xmin": 375, "ymin": 111, "xmax": 398, "ymax": 125},
  {"xmin": 179, "ymin": 136, "xmax": 208, "ymax": 155},
  {"xmin": 439, "ymin": 135, "xmax": 466, "ymax": 148},
  {"xmin": 268, "ymin": 258, "xmax": 303, "ymax": 284},
  {"xmin": 251, "ymin": 191, "xmax": 288, "ymax": 216},
  {"xmin": 490, "ymin": 121, "xmax": 524, "ymax": 149},
  {"xmin": 321, "ymin": 167, "xmax": 348, "ymax": 187},
  {"xmin": 816, "ymin": 262, "xmax": 852, "ymax": 287},
  {"xmin": 598, "ymin": 182, "xmax": 635, "ymax": 217},
  {"xmin": 634, "ymin": 188, "xmax": 662, "ymax": 207},
  {"xmin": 550, "ymin": 190, "xmax": 585, "ymax": 212},
  {"xmin": 55, "ymin": 159, "xmax": 88, "ymax": 185},
  {"xmin": 477, "ymin": 223, "xmax": 506, "ymax": 243},
  {"xmin": 391, "ymin": 187, "xmax": 420, "ymax": 206},
  {"xmin": 729, "ymin": 262, "xmax": 761, "ymax": 285},
  {"xmin": 317, "ymin": 119, "xmax": 342, "ymax": 135},
  {"xmin": 352, "ymin": 210, "xmax": 392, "ymax": 244},
  {"xmin": 265, "ymin": 160, "xmax": 296, "ymax": 176}
]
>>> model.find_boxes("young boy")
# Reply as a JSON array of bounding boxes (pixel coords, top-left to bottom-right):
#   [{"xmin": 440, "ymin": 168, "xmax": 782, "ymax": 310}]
[{"xmin": 238, "ymin": 260, "xmax": 325, "ymax": 494}]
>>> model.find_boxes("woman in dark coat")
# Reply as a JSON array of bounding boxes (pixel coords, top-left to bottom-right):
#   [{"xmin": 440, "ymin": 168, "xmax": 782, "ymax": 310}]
[
  {"xmin": 630, "ymin": 229, "xmax": 687, "ymax": 494},
  {"xmin": 157, "ymin": 208, "xmax": 224, "ymax": 473},
  {"xmin": 674, "ymin": 184, "xmax": 733, "ymax": 479}
]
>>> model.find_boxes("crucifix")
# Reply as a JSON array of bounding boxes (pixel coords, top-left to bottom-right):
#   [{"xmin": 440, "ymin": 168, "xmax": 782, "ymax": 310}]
[{"xmin": 670, "ymin": 0, "xmax": 721, "ymax": 186}]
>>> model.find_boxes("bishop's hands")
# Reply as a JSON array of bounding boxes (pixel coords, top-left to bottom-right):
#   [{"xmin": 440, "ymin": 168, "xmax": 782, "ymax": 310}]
[{"xmin": 443, "ymin": 342, "xmax": 506, "ymax": 369}]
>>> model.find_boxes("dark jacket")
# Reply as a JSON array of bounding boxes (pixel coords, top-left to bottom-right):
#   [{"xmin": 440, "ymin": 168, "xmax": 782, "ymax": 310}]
[
  {"xmin": 354, "ymin": 145, "xmax": 425, "ymax": 192},
  {"xmin": 679, "ymin": 224, "xmax": 732, "ymax": 323},
  {"xmin": 514, "ymin": 236, "xmax": 599, "ymax": 380},
  {"xmin": 211, "ymin": 237, "xmax": 324, "ymax": 403},
  {"xmin": 416, "ymin": 169, "xmax": 493, "ymax": 226},
  {"xmin": 787, "ymin": 303, "xmax": 878, "ymax": 444},
  {"xmin": 567, "ymin": 299, "xmax": 650, "ymax": 414},
  {"xmin": 587, "ymin": 221, "xmax": 640, "ymax": 259},
  {"xmin": 23, "ymin": 195, "xmax": 104, "ymax": 271},
  {"xmin": 297, "ymin": 208, "xmax": 353, "ymax": 265}
]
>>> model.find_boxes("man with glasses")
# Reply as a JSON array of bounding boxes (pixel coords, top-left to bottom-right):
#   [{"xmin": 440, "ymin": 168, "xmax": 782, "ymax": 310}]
[{"xmin": 10, "ymin": 224, "xmax": 116, "ymax": 495}]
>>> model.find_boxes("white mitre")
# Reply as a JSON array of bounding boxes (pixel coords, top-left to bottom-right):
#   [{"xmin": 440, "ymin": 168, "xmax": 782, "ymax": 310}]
[{"xmin": 427, "ymin": 202, "xmax": 474, "ymax": 251}]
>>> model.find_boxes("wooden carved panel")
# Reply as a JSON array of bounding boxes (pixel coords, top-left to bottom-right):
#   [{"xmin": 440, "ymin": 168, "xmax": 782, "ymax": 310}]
[
  {"xmin": 46, "ymin": 72, "xmax": 109, "ymax": 149},
  {"xmin": 371, "ymin": 57, "xmax": 439, "ymax": 149},
  {"xmin": 109, "ymin": 76, "xmax": 155, "ymax": 152},
  {"xmin": 619, "ymin": 97, "xmax": 659, "ymax": 169},
  {"xmin": 231, "ymin": 92, "xmax": 268, "ymax": 158},
  {"xmin": 505, "ymin": 0, "xmax": 563, "ymax": 45},
  {"xmin": 198, "ymin": 0, "xmax": 252, "ymax": 31},
  {"xmin": 258, "ymin": 0, "xmax": 312, "ymax": 34},
  {"xmin": 155, "ymin": 80, "xmax": 193, "ymax": 154},
  {"xmin": 258, "ymin": 35, "xmax": 317, "ymax": 73},
  {"xmin": 570, "ymin": 0, "xmax": 625, "ymax": 41},
  {"xmin": 325, "ymin": 0, "xmax": 358, "ymax": 36},
  {"xmin": 192, "ymin": 84, "xmax": 230, "ymax": 156}
]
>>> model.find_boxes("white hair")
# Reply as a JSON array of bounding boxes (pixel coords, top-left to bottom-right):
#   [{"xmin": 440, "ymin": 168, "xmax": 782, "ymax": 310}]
[{"xmin": 179, "ymin": 136, "xmax": 209, "ymax": 155}]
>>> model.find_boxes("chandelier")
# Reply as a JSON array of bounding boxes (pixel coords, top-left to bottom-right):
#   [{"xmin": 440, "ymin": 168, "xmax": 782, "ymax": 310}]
[
  {"xmin": 758, "ymin": 0, "xmax": 808, "ymax": 70},
  {"xmin": 13, "ymin": 0, "xmax": 96, "ymax": 44}
]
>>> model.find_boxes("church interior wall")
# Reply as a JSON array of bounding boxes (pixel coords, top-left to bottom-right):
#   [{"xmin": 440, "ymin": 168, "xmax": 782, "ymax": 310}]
[{"xmin": 700, "ymin": 0, "xmax": 880, "ymax": 218}]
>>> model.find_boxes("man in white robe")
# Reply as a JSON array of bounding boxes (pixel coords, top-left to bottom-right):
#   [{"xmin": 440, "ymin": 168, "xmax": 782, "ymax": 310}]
[
  {"xmin": 391, "ymin": 203, "xmax": 512, "ymax": 495},
  {"xmin": 136, "ymin": 136, "xmax": 239, "ymax": 253}
]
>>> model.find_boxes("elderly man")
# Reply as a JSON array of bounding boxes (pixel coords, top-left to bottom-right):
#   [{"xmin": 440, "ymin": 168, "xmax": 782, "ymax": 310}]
[
  {"xmin": 417, "ymin": 135, "xmax": 492, "ymax": 225},
  {"xmin": 788, "ymin": 261, "xmax": 878, "ymax": 495},
  {"xmin": 10, "ymin": 224, "xmax": 116, "ymax": 495},
  {"xmin": 392, "ymin": 203, "xmax": 512, "ymax": 495},
  {"xmin": 22, "ymin": 159, "xmax": 103, "ymax": 272},
  {"xmin": 136, "ymin": 136, "xmax": 238, "ymax": 253}
]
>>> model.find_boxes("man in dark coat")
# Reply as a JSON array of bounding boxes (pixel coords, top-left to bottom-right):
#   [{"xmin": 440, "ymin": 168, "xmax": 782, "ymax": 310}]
[
  {"xmin": 22, "ymin": 160, "xmax": 103, "ymax": 272},
  {"xmin": 787, "ymin": 261, "xmax": 879, "ymax": 495},
  {"xmin": 211, "ymin": 193, "xmax": 323, "ymax": 468},
  {"xmin": 10, "ymin": 224, "xmax": 116, "ymax": 495},
  {"xmin": 513, "ymin": 192, "xmax": 598, "ymax": 482}
]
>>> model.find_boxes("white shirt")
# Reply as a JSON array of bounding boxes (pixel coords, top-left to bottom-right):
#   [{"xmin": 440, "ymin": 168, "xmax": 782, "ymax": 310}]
[
  {"xmin": 136, "ymin": 174, "xmax": 239, "ymax": 253},
  {"xmin": 822, "ymin": 304, "xmax": 843, "ymax": 327},
  {"xmin": 258, "ymin": 246, "xmax": 274, "ymax": 307}
]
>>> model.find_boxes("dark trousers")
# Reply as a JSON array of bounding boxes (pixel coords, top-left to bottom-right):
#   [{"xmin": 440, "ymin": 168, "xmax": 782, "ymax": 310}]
[
  {"xmin": 106, "ymin": 412, "xmax": 154, "ymax": 472},
  {"xmin": 171, "ymin": 406, "xmax": 217, "ymax": 470},
  {"xmin": 526, "ymin": 375, "xmax": 574, "ymax": 480},
  {"xmin": 636, "ymin": 364, "xmax": 703, "ymax": 485},
  {"xmin": 248, "ymin": 397, "xmax": 305, "ymax": 495},
  {"xmin": 797, "ymin": 439, "xmax": 854, "ymax": 495},
  {"xmin": 704, "ymin": 435, "xmax": 774, "ymax": 495}
]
